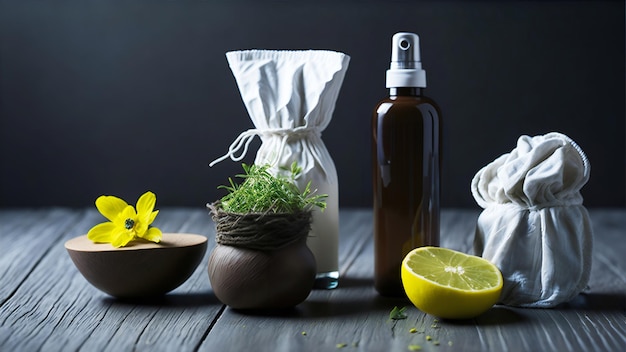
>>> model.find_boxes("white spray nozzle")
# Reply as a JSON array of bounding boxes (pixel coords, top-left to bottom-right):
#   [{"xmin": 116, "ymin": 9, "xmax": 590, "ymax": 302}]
[{"xmin": 386, "ymin": 32, "xmax": 427, "ymax": 88}]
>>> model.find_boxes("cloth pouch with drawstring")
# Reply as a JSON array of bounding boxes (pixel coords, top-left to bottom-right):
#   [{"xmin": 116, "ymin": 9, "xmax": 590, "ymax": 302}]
[
  {"xmin": 471, "ymin": 132, "xmax": 593, "ymax": 307},
  {"xmin": 210, "ymin": 50, "xmax": 350, "ymax": 276}
]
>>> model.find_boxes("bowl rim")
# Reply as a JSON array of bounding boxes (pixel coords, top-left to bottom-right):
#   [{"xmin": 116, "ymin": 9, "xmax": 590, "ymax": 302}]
[{"xmin": 64, "ymin": 233, "xmax": 207, "ymax": 252}]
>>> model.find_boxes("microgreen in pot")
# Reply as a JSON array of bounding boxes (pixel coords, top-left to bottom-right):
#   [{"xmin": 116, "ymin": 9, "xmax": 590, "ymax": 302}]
[
  {"xmin": 217, "ymin": 162, "xmax": 327, "ymax": 214},
  {"xmin": 207, "ymin": 162, "xmax": 326, "ymax": 310}
]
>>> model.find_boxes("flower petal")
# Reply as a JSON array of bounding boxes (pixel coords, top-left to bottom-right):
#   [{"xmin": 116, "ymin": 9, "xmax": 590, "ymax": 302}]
[
  {"xmin": 95, "ymin": 196, "xmax": 128, "ymax": 222},
  {"xmin": 136, "ymin": 191, "xmax": 156, "ymax": 218},
  {"xmin": 110, "ymin": 227, "xmax": 134, "ymax": 248},
  {"xmin": 134, "ymin": 220, "xmax": 148, "ymax": 237},
  {"xmin": 122, "ymin": 205, "xmax": 137, "ymax": 218},
  {"xmin": 114, "ymin": 205, "xmax": 137, "ymax": 228},
  {"xmin": 87, "ymin": 222, "xmax": 116, "ymax": 243},
  {"xmin": 147, "ymin": 210, "xmax": 159, "ymax": 225},
  {"xmin": 141, "ymin": 226, "xmax": 162, "ymax": 243}
]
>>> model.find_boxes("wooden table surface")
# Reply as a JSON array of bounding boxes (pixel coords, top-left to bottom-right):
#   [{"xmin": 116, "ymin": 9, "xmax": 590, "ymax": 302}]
[{"xmin": 0, "ymin": 207, "xmax": 624, "ymax": 351}]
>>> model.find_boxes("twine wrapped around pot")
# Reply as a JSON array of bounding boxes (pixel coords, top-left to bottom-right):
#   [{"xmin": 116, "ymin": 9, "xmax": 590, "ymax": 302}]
[{"xmin": 207, "ymin": 202, "xmax": 312, "ymax": 251}]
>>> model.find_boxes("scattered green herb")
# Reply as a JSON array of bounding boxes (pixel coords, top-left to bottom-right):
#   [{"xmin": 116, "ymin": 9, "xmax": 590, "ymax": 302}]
[
  {"xmin": 426, "ymin": 335, "xmax": 432, "ymax": 341},
  {"xmin": 389, "ymin": 306, "xmax": 408, "ymax": 320},
  {"xmin": 301, "ymin": 331, "xmax": 307, "ymax": 336},
  {"xmin": 218, "ymin": 163, "xmax": 327, "ymax": 213},
  {"xmin": 336, "ymin": 343, "xmax": 347, "ymax": 348},
  {"xmin": 409, "ymin": 327, "xmax": 417, "ymax": 334},
  {"xmin": 433, "ymin": 340, "xmax": 440, "ymax": 346},
  {"xmin": 408, "ymin": 344, "xmax": 422, "ymax": 351}
]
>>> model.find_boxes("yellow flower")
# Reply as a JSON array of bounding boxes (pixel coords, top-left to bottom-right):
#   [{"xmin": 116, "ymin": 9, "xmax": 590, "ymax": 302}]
[{"xmin": 87, "ymin": 191, "xmax": 162, "ymax": 247}]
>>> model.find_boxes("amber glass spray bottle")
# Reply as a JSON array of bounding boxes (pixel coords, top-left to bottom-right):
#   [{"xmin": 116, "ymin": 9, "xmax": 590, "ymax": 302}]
[{"xmin": 372, "ymin": 32, "xmax": 441, "ymax": 296}]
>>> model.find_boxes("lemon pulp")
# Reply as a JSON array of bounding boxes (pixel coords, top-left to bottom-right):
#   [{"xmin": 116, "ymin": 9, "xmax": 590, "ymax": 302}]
[{"xmin": 401, "ymin": 246, "xmax": 503, "ymax": 319}]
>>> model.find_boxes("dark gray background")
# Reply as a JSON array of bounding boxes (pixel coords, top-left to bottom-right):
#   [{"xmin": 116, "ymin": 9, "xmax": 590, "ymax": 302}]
[{"xmin": 1, "ymin": 0, "xmax": 624, "ymax": 209}]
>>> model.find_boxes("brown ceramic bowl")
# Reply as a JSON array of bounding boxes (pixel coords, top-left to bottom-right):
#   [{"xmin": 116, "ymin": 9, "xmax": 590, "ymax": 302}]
[{"xmin": 65, "ymin": 233, "xmax": 207, "ymax": 298}]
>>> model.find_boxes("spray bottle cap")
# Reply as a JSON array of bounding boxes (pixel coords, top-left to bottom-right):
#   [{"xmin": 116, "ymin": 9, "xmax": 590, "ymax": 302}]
[{"xmin": 386, "ymin": 32, "xmax": 427, "ymax": 88}]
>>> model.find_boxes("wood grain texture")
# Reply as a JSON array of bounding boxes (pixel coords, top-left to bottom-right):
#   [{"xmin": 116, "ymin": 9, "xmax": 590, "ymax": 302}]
[{"xmin": 0, "ymin": 208, "xmax": 624, "ymax": 351}]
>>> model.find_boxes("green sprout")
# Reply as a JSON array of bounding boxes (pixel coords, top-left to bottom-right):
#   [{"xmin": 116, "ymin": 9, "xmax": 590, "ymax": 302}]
[
  {"xmin": 218, "ymin": 162, "xmax": 327, "ymax": 214},
  {"xmin": 389, "ymin": 306, "xmax": 408, "ymax": 321}
]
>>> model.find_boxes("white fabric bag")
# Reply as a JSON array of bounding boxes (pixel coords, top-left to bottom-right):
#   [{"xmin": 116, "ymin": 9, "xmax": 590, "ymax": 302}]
[
  {"xmin": 471, "ymin": 132, "xmax": 593, "ymax": 307},
  {"xmin": 211, "ymin": 50, "xmax": 350, "ymax": 280}
]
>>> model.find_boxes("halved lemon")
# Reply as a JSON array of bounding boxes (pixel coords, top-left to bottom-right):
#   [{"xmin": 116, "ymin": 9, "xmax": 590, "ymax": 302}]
[{"xmin": 401, "ymin": 246, "xmax": 503, "ymax": 319}]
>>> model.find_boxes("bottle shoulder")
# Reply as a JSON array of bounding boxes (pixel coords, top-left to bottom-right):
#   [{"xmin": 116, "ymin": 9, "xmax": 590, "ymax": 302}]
[
  {"xmin": 376, "ymin": 95, "xmax": 438, "ymax": 106},
  {"xmin": 374, "ymin": 95, "xmax": 441, "ymax": 116}
]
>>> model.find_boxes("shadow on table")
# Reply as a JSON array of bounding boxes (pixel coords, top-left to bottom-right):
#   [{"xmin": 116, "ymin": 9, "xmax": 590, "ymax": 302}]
[
  {"xmin": 234, "ymin": 296, "xmax": 409, "ymax": 319},
  {"xmin": 101, "ymin": 291, "xmax": 220, "ymax": 307},
  {"xmin": 446, "ymin": 306, "xmax": 527, "ymax": 326},
  {"xmin": 224, "ymin": 285, "xmax": 625, "ymax": 322},
  {"xmin": 300, "ymin": 296, "xmax": 411, "ymax": 319},
  {"xmin": 331, "ymin": 276, "xmax": 375, "ymax": 289},
  {"xmin": 553, "ymin": 292, "xmax": 626, "ymax": 311},
  {"xmin": 226, "ymin": 276, "xmax": 402, "ymax": 318}
]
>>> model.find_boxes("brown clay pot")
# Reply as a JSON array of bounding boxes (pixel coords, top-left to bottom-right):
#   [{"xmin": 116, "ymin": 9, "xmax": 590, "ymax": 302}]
[{"xmin": 208, "ymin": 239, "xmax": 316, "ymax": 310}]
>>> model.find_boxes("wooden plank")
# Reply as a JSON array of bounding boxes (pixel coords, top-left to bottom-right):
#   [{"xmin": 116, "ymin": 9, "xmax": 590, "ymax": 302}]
[
  {"xmin": 199, "ymin": 208, "xmax": 626, "ymax": 352},
  {"xmin": 0, "ymin": 208, "xmax": 104, "ymax": 351},
  {"xmin": 587, "ymin": 209, "xmax": 626, "ymax": 292},
  {"xmin": 0, "ymin": 208, "xmax": 87, "ymax": 305},
  {"xmin": 0, "ymin": 208, "xmax": 624, "ymax": 351},
  {"xmin": 0, "ymin": 208, "xmax": 222, "ymax": 352}
]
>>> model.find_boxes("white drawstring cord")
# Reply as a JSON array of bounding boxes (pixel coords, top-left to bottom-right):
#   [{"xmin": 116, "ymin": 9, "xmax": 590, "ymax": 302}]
[
  {"xmin": 209, "ymin": 126, "xmax": 320, "ymax": 167},
  {"xmin": 209, "ymin": 129, "xmax": 259, "ymax": 167}
]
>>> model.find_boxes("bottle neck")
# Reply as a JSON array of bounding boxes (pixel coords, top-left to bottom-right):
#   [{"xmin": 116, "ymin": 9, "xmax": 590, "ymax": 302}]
[{"xmin": 389, "ymin": 87, "xmax": 423, "ymax": 97}]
